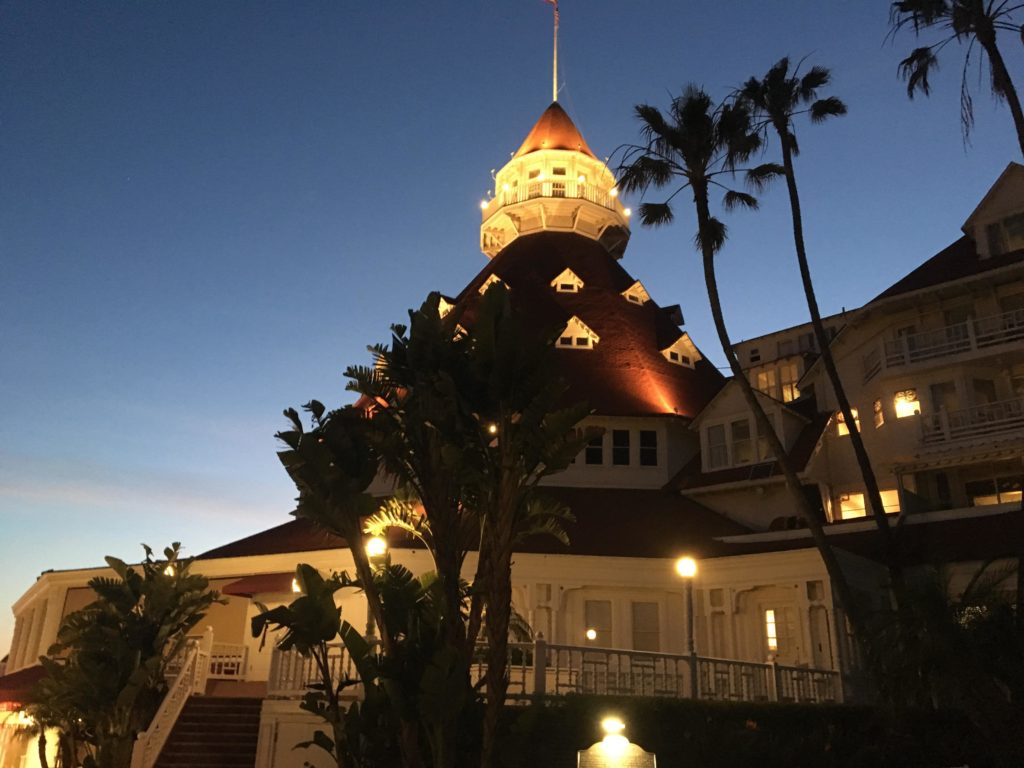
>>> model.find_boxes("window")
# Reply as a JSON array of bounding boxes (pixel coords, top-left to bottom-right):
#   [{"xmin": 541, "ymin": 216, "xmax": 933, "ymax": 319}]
[
  {"xmin": 557, "ymin": 316, "xmax": 599, "ymax": 350},
  {"xmin": 584, "ymin": 600, "xmax": 612, "ymax": 646},
  {"xmin": 528, "ymin": 169, "xmax": 541, "ymax": 180},
  {"xmin": 836, "ymin": 408, "xmax": 859, "ymax": 436},
  {"xmin": 552, "ymin": 167, "xmax": 566, "ymax": 176},
  {"xmin": 631, "ymin": 602, "xmax": 660, "ymax": 652},
  {"xmin": 966, "ymin": 476, "xmax": 1023, "ymax": 506},
  {"xmin": 892, "ymin": 391, "xmax": 925, "ymax": 421},
  {"xmin": 753, "ymin": 367, "xmax": 777, "ymax": 398},
  {"xmin": 585, "ymin": 434, "xmax": 603, "ymax": 465},
  {"xmin": 749, "ymin": 347, "xmax": 761, "ymax": 363},
  {"xmin": 661, "ymin": 334, "xmax": 700, "ymax": 368},
  {"xmin": 621, "ymin": 280, "xmax": 650, "ymax": 305},
  {"xmin": 873, "ymin": 399, "xmax": 885, "ymax": 428},
  {"xmin": 764, "ymin": 607, "xmax": 796, "ymax": 656},
  {"xmin": 707, "ymin": 424, "xmax": 727, "ymax": 469},
  {"xmin": 835, "ymin": 490, "xmax": 901, "ymax": 520},
  {"xmin": 987, "ymin": 212, "xmax": 1024, "ymax": 256},
  {"xmin": 639, "ymin": 430, "xmax": 657, "ymax": 466},
  {"xmin": 612, "ymin": 430, "xmax": 630, "ymax": 465},
  {"xmin": 551, "ymin": 268, "xmax": 583, "ymax": 293},
  {"xmin": 731, "ymin": 419, "xmax": 753, "ymax": 464},
  {"xmin": 765, "ymin": 609, "xmax": 779, "ymax": 652},
  {"xmin": 779, "ymin": 360, "xmax": 800, "ymax": 402}
]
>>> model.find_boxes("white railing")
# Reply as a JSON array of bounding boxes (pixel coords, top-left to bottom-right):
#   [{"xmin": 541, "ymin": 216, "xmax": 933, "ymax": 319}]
[
  {"xmin": 863, "ymin": 308, "xmax": 1024, "ymax": 380},
  {"xmin": 269, "ymin": 637, "xmax": 841, "ymax": 705},
  {"xmin": 209, "ymin": 642, "xmax": 248, "ymax": 680},
  {"xmin": 921, "ymin": 397, "xmax": 1024, "ymax": 444},
  {"xmin": 483, "ymin": 180, "xmax": 624, "ymax": 215},
  {"xmin": 267, "ymin": 643, "xmax": 361, "ymax": 698},
  {"xmin": 129, "ymin": 628, "xmax": 212, "ymax": 768}
]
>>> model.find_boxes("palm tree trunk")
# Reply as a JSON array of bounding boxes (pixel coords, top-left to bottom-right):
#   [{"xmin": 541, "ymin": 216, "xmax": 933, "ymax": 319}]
[
  {"xmin": 692, "ymin": 182, "xmax": 871, "ymax": 659},
  {"xmin": 777, "ymin": 134, "xmax": 903, "ymax": 592},
  {"xmin": 979, "ymin": 32, "xmax": 1024, "ymax": 157}
]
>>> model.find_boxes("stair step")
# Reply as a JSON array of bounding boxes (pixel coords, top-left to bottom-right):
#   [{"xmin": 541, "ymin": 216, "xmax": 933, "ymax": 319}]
[{"xmin": 154, "ymin": 696, "xmax": 262, "ymax": 768}]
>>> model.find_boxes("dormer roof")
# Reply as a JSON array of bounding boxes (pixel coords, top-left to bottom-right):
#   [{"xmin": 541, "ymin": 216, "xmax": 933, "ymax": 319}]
[
  {"xmin": 962, "ymin": 161, "xmax": 1024, "ymax": 232},
  {"xmin": 513, "ymin": 102, "xmax": 596, "ymax": 159}
]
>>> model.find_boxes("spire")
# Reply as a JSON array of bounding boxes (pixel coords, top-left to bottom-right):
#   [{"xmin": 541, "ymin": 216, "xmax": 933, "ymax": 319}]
[
  {"xmin": 513, "ymin": 102, "xmax": 595, "ymax": 159},
  {"xmin": 547, "ymin": 0, "xmax": 559, "ymax": 103}
]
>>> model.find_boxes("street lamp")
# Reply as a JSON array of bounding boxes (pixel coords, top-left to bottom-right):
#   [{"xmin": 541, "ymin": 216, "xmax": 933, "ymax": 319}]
[{"xmin": 675, "ymin": 556, "xmax": 697, "ymax": 654}]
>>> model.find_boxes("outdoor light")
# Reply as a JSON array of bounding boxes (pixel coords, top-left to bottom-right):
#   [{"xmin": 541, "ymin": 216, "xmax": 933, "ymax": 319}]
[
  {"xmin": 487, "ymin": 423, "xmax": 498, "ymax": 435},
  {"xmin": 366, "ymin": 536, "xmax": 388, "ymax": 559},
  {"xmin": 537, "ymin": 172, "xmax": 545, "ymax": 181},
  {"xmin": 585, "ymin": 628, "xmax": 597, "ymax": 641},
  {"xmin": 480, "ymin": 200, "xmax": 488, "ymax": 210},
  {"xmin": 577, "ymin": 174, "xmax": 586, "ymax": 183},
  {"xmin": 292, "ymin": 578, "xmax": 301, "ymax": 594},
  {"xmin": 163, "ymin": 564, "xmax": 176, "ymax": 577},
  {"xmin": 609, "ymin": 187, "xmax": 618, "ymax": 198},
  {"xmin": 502, "ymin": 182, "xmax": 510, "ymax": 191},
  {"xmin": 675, "ymin": 556, "xmax": 697, "ymax": 579},
  {"xmin": 600, "ymin": 716, "xmax": 629, "ymax": 757},
  {"xmin": 623, "ymin": 208, "xmax": 631, "ymax": 217}
]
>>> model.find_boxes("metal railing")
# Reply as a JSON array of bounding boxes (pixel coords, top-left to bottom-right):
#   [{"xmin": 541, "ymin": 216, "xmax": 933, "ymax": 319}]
[
  {"xmin": 921, "ymin": 396, "xmax": 1024, "ymax": 444},
  {"xmin": 268, "ymin": 637, "xmax": 841, "ymax": 705},
  {"xmin": 863, "ymin": 308, "xmax": 1024, "ymax": 381}
]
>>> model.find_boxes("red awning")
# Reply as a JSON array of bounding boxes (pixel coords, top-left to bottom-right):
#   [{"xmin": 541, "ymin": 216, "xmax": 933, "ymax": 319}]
[
  {"xmin": 221, "ymin": 572, "xmax": 295, "ymax": 598},
  {"xmin": 0, "ymin": 665, "xmax": 45, "ymax": 706}
]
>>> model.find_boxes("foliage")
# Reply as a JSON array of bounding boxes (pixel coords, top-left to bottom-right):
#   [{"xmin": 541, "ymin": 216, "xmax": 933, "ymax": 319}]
[
  {"xmin": 889, "ymin": 0, "xmax": 1024, "ymax": 153},
  {"xmin": 27, "ymin": 543, "xmax": 220, "ymax": 768}
]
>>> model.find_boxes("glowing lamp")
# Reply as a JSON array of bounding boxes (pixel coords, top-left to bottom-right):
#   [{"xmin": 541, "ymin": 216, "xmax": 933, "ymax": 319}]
[
  {"xmin": 599, "ymin": 717, "xmax": 629, "ymax": 757},
  {"xmin": 537, "ymin": 172, "xmax": 545, "ymax": 181},
  {"xmin": 623, "ymin": 208, "xmax": 631, "ymax": 217},
  {"xmin": 609, "ymin": 187, "xmax": 619, "ymax": 198},
  {"xmin": 585, "ymin": 628, "xmax": 597, "ymax": 641},
  {"xmin": 502, "ymin": 182, "xmax": 510, "ymax": 191},
  {"xmin": 480, "ymin": 200, "xmax": 488, "ymax": 210},
  {"xmin": 292, "ymin": 577, "xmax": 302, "ymax": 593},
  {"xmin": 487, "ymin": 423, "xmax": 498, "ymax": 435},
  {"xmin": 366, "ymin": 536, "xmax": 388, "ymax": 559},
  {"xmin": 675, "ymin": 556, "xmax": 697, "ymax": 579},
  {"xmin": 601, "ymin": 717, "xmax": 625, "ymax": 735},
  {"xmin": 163, "ymin": 564, "xmax": 176, "ymax": 577},
  {"xmin": 577, "ymin": 174, "xmax": 586, "ymax": 183}
]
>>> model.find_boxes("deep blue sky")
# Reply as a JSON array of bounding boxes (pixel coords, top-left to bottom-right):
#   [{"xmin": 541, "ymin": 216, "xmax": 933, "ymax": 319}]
[{"xmin": 2, "ymin": 1, "xmax": 1021, "ymax": 653}]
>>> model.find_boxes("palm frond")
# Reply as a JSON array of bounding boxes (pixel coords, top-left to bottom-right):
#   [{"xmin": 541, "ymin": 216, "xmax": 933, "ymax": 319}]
[
  {"xmin": 899, "ymin": 45, "xmax": 941, "ymax": 97},
  {"xmin": 722, "ymin": 190, "xmax": 758, "ymax": 211},
  {"xmin": 810, "ymin": 96, "xmax": 848, "ymax": 122},
  {"xmin": 695, "ymin": 216, "xmax": 727, "ymax": 255},
  {"xmin": 745, "ymin": 162, "xmax": 785, "ymax": 191}
]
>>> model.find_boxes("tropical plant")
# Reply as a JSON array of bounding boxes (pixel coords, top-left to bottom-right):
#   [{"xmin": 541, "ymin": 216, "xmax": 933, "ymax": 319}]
[
  {"xmin": 28, "ymin": 543, "xmax": 220, "ymax": 768},
  {"xmin": 889, "ymin": 0, "xmax": 1024, "ymax": 156},
  {"xmin": 462, "ymin": 284, "xmax": 590, "ymax": 768},
  {"xmin": 736, "ymin": 58, "xmax": 903, "ymax": 590},
  {"xmin": 615, "ymin": 86, "xmax": 872, "ymax": 658}
]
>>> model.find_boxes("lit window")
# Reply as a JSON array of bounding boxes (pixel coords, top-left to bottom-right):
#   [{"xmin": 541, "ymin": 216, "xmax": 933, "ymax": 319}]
[
  {"xmin": 765, "ymin": 609, "xmax": 778, "ymax": 652},
  {"xmin": 873, "ymin": 399, "xmax": 884, "ymax": 428},
  {"xmin": 585, "ymin": 433, "xmax": 603, "ymax": 465},
  {"xmin": 612, "ymin": 430, "xmax": 630, "ymax": 465},
  {"xmin": 836, "ymin": 408, "xmax": 859, "ymax": 436},
  {"xmin": 966, "ymin": 476, "xmax": 1023, "ymax": 506},
  {"xmin": 779, "ymin": 360, "xmax": 800, "ymax": 402},
  {"xmin": 836, "ymin": 490, "xmax": 900, "ymax": 520},
  {"xmin": 893, "ymin": 389, "xmax": 920, "ymax": 418},
  {"xmin": 753, "ymin": 367, "xmax": 778, "ymax": 398},
  {"xmin": 631, "ymin": 602, "xmax": 660, "ymax": 652},
  {"xmin": 639, "ymin": 430, "xmax": 657, "ymax": 466}
]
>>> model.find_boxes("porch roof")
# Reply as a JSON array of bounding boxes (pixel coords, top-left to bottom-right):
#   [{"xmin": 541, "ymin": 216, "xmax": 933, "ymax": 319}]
[{"xmin": 0, "ymin": 664, "xmax": 44, "ymax": 706}]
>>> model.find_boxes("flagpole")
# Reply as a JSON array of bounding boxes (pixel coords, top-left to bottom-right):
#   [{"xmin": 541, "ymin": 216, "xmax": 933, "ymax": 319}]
[{"xmin": 552, "ymin": 0, "xmax": 559, "ymax": 102}]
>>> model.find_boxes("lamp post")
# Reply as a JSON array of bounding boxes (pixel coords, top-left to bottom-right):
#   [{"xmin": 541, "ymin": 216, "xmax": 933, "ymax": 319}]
[
  {"xmin": 675, "ymin": 555, "xmax": 698, "ymax": 699},
  {"xmin": 365, "ymin": 536, "xmax": 388, "ymax": 637}
]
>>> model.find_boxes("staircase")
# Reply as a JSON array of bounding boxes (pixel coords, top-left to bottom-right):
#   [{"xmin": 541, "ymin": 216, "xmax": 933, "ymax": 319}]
[{"xmin": 154, "ymin": 696, "xmax": 262, "ymax": 768}]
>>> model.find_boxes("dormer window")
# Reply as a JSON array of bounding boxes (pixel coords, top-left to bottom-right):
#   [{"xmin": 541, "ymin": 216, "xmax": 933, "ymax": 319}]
[
  {"xmin": 552, "ymin": 167, "xmax": 566, "ymax": 176},
  {"xmin": 438, "ymin": 297, "xmax": 454, "ymax": 318},
  {"xmin": 557, "ymin": 316, "xmax": 599, "ymax": 350},
  {"xmin": 454, "ymin": 324, "xmax": 469, "ymax": 340},
  {"xmin": 479, "ymin": 274, "xmax": 505, "ymax": 296},
  {"xmin": 661, "ymin": 333, "xmax": 701, "ymax": 368},
  {"xmin": 551, "ymin": 268, "xmax": 584, "ymax": 293},
  {"xmin": 622, "ymin": 280, "xmax": 650, "ymax": 305},
  {"xmin": 987, "ymin": 212, "xmax": 1024, "ymax": 256}
]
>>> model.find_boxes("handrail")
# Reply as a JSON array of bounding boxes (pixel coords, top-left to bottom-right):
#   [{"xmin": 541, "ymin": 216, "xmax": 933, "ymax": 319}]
[
  {"xmin": 130, "ymin": 639, "xmax": 205, "ymax": 768},
  {"xmin": 921, "ymin": 396, "xmax": 1024, "ymax": 443}
]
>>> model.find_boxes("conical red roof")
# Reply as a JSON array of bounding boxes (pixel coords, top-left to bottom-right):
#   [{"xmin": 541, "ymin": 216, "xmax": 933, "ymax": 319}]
[{"xmin": 513, "ymin": 102, "xmax": 596, "ymax": 159}]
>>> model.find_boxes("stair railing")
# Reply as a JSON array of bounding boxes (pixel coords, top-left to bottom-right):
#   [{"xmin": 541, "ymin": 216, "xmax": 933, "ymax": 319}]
[{"xmin": 129, "ymin": 626, "xmax": 213, "ymax": 768}]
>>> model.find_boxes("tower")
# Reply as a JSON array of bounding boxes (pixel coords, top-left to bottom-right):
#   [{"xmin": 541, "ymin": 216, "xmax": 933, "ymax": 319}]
[{"xmin": 479, "ymin": 103, "xmax": 632, "ymax": 259}]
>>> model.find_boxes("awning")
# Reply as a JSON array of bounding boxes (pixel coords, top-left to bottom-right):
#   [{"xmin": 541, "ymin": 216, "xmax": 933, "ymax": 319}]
[
  {"xmin": 0, "ymin": 665, "xmax": 45, "ymax": 707},
  {"xmin": 221, "ymin": 572, "xmax": 295, "ymax": 597}
]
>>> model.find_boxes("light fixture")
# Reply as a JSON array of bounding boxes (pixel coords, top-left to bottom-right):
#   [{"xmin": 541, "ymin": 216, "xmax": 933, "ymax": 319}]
[
  {"xmin": 480, "ymin": 200, "xmax": 488, "ymax": 210},
  {"xmin": 609, "ymin": 187, "xmax": 619, "ymax": 198},
  {"xmin": 623, "ymin": 208, "xmax": 631, "ymax": 217},
  {"xmin": 675, "ymin": 556, "xmax": 697, "ymax": 579},
  {"xmin": 291, "ymin": 577, "xmax": 301, "ymax": 593},
  {"xmin": 502, "ymin": 182, "xmax": 510, "ymax": 191},
  {"xmin": 577, "ymin": 174, "xmax": 586, "ymax": 183},
  {"xmin": 537, "ymin": 172, "xmax": 545, "ymax": 181},
  {"xmin": 600, "ymin": 717, "xmax": 629, "ymax": 757},
  {"xmin": 585, "ymin": 628, "xmax": 597, "ymax": 641},
  {"xmin": 366, "ymin": 536, "xmax": 388, "ymax": 559},
  {"xmin": 601, "ymin": 717, "xmax": 625, "ymax": 736},
  {"xmin": 487, "ymin": 423, "xmax": 498, "ymax": 435},
  {"xmin": 163, "ymin": 564, "xmax": 176, "ymax": 577}
]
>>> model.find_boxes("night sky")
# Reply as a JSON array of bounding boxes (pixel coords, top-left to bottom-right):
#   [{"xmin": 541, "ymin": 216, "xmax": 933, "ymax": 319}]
[{"xmin": 2, "ymin": 1, "xmax": 1021, "ymax": 653}]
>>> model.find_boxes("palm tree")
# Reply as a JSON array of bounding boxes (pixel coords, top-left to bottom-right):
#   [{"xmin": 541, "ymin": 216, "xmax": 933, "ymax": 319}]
[
  {"xmin": 737, "ymin": 58, "xmax": 902, "ymax": 590},
  {"xmin": 616, "ymin": 86, "xmax": 871, "ymax": 658},
  {"xmin": 890, "ymin": 0, "xmax": 1024, "ymax": 156}
]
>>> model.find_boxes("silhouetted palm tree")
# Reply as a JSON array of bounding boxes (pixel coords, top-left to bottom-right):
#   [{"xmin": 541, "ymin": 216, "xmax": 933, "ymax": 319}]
[
  {"xmin": 616, "ymin": 86, "xmax": 871, "ymax": 652},
  {"xmin": 890, "ymin": 0, "xmax": 1024, "ymax": 155},
  {"xmin": 738, "ymin": 58, "xmax": 902, "ymax": 588}
]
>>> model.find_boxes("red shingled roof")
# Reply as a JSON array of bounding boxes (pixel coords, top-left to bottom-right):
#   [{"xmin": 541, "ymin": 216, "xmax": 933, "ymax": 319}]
[
  {"xmin": 513, "ymin": 102, "xmax": 596, "ymax": 159},
  {"xmin": 873, "ymin": 236, "xmax": 1024, "ymax": 302},
  {"xmin": 453, "ymin": 232, "xmax": 725, "ymax": 418},
  {"xmin": 198, "ymin": 487, "xmax": 748, "ymax": 562},
  {"xmin": 0, "ymin": 664, "xmax": 44, "ymax": 706}
]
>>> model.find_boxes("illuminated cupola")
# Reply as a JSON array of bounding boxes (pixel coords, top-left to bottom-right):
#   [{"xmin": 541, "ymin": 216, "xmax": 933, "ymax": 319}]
[{"xmin": 480, "ymin": 102, "xmax": 631, "ymax": 259}]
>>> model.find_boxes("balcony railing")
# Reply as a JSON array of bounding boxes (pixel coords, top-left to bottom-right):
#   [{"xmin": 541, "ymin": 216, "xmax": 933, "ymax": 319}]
[
  {"xmin": 921, "ymin": 396, "xmax": 1024, "ymax": 444},
  {"xmin": 209, "ymin": 642, "xmax": 248, "ymax": 680},
  {"xmin": 862, "ymin": 308, "xmax": 1024, "ymax": 381},
  {"xmin": 267, "ymin": 638, "xmax": 841, "ymax": 705},
  {"xmin": 483, "ymin": 180, "xmax": 624, "ymax": 216}
]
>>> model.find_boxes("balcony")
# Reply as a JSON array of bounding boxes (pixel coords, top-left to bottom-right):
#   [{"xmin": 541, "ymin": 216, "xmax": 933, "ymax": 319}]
[
  {"xmin": 862, "ymin": 308, "xmax": 1024, "ymax": 381},
  {"xmin": 921, "ymin": 396, "xmax": 1024, "ymax": 444},
  {"xmin": 481, "ymin": 179, "xmax": 626, "ymax": 218}
]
